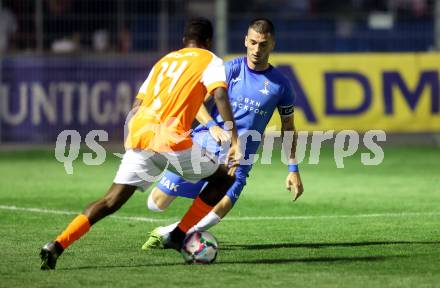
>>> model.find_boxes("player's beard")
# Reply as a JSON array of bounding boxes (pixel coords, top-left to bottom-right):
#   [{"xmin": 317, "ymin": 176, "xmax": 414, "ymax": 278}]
[{"xmin": 251, "ymin": 54, "xmax": 268, "ymax": 66}]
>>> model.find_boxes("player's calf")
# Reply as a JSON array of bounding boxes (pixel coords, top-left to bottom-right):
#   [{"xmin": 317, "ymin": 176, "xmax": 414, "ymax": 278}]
[
  {"xmin": 166, "ymin": 165, "xmax": 235, "ymax": 248},
  {"xmin": 39, "ymin": 184, "xmax": 137, "ymax": 270},
  {"xmin": 83, "ymin": 184, "xmax": 137, "ymax": 224}
]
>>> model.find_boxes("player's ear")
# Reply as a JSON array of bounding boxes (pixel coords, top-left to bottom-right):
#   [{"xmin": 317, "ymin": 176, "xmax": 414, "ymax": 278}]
[
  {"xmin": 269, "ymin": 34, "xmax": 275, "ymax": 51},
  {"xmin": 271, "ymin": 39, "xmax": 276, "ymax": 51},
  {"xmin": 244, "ymin": 35, "xmax": 248, "ymax": 48}
]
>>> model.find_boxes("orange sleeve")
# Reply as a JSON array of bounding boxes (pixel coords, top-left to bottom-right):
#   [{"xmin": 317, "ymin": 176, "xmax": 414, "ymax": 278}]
[{"xmin": 206, "ymin": 81, "xmax": 227, "ymax": 95}]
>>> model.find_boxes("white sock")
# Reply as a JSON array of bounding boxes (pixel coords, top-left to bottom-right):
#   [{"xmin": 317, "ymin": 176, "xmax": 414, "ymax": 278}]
[
  {"xmin": 156, "ymin": 212, "xmax": 221, "ymax": 237},
  {"xmin": 188, "ymin": 211, "xmax": 221, "ymax": 234},
  {"xmin": 157, "ymin": 222, "xmax": 179, "ymax": 236}
]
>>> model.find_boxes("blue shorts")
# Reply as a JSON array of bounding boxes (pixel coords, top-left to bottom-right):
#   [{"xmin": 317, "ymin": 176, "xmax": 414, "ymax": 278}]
[
  {"xmin": 157, "ymin": 171, "xmax": 208, "ymax": 199},
  {"xmin": 156, "ymin": 130, "xmax": 253, "ymax": 204},
  {"xmin": 156, "ymin": 165, "xmax": 251, "ymax": 204}
]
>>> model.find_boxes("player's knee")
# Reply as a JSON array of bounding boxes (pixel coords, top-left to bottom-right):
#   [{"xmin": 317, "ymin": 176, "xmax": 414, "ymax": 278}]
[
  {"xmin": 209, "ymin": 167, "xmax": 235, "ymax": 188},
  {"xmin": 147, "ymin": 189, "xmax": 164, "ymax": 212},
  {"xmin": 147, "ymin": 188, "xmax": 170, "ymax": 212},
  {"xmin": 95, "ymin": 185, "xmax": 137, "ymax": 217},
  {"xmin": 211, "ymin": 174, "xmax": 234, "ymax": 195},
  {"xmin": 199, "ymin": 179, "xmax": 232, "ymax": 206}
]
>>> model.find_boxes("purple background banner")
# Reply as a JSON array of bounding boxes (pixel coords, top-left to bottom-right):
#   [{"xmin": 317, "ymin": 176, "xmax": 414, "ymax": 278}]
[{"xmin": 1, "ymin": 56, "xmax": 155, "ymax": 143}]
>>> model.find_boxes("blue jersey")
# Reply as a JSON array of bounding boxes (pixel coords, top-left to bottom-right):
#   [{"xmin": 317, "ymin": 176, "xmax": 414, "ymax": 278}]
[{"xmin": 194, "ymin": 56, "xmax": 295, "ymax": 157}]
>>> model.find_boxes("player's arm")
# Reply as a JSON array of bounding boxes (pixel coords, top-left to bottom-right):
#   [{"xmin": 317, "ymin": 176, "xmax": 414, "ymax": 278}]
[
  {"xmin": 212, "ymin": 87, "xmax": 237, "ymax": 142},
  {"xmin": 124, "ymin": 97, "xmax": 143, "ymax": 124},
  {"xmin": 195, "ymin": 104, "xmax": 231, "ymax": 143},
  {"xmin": 201, "ymin": 55, "xmax": 240, "ymax": 171},
  {"xmin": 131, "ymin": 65, "xmax": 154, "ymax": 112},
  {"xmin": 281, "ymin": 114, "xmax": 304, "ymax": 201},
  {"xmin": 212, "ymin": 87, "xmax": 241, "ymax": 172}
]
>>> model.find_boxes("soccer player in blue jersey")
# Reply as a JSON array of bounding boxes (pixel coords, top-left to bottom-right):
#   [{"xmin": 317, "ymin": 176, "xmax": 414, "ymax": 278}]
[{"xmin": 143, "ymin": 18, "xmax": 304, "ymax": 249}]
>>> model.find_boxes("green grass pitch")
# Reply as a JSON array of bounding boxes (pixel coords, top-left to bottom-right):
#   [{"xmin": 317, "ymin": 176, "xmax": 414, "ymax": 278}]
[{"xmin": 0, "ymin": 146, "xmax": 439, "ymax": 287}]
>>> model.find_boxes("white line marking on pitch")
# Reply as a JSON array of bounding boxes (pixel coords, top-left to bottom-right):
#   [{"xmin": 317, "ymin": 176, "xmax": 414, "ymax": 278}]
[
  {"xmin": 0, "ymin": 205, "xmax": 168, "ymax": 222},
  {"xmin": 1, "ymin": 205, "xmax": 440, "ymax": 223}
]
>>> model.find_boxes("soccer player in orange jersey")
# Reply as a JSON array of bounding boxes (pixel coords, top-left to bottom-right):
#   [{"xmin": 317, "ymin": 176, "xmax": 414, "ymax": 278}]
[{"xmin": 40, "ymin": 18, "xmax": 240, "ymax": 270}]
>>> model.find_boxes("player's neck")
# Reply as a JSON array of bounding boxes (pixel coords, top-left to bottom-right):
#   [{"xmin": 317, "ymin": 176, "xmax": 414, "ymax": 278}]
[
  {"xmin": 246, "ymin": 58, "xmax": 270, "ymax": 72},
  {"xmin": 184, "ymin": 41, "xmax": 208, "ymax": 50},
  {"xmin": 185, "ymin": 43, "xmax": 200, "ymax": 48}
]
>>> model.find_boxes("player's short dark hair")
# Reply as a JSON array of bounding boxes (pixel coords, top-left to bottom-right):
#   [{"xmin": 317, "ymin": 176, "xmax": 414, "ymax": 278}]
[
  {"xmin": 183, "ymin": 17, "xmax": 213, "ymax": 44},
  {"xmin": 248, "ymin": 18, "xmax": 275, "ymax": 36}
]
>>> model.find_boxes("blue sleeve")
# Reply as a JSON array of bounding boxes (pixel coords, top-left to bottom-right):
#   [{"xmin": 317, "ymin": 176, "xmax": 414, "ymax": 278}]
[
  {"xmin": 225, "ymin": 61, "xmax": 233, "ymax": 83},
  {"xmin": 277, "ymin": 78, "xmax": 295, "ymax": 117},
  {"xmin": 225, "ymin": 57, "xmax": 242, "ymax": 84}
]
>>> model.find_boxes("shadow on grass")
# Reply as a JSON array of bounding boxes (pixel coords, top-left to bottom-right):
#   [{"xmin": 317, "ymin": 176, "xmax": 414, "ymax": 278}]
[
  {"xmin": 58, "ymin": 254, "xmax": 408, "ymax": 270},
  {"xmin": 217, "ymin": 255, "xmax": 408, "ymax": 265},
  {"xmin": 57, "ymin": 240, "xmax": 437, "ymax": 270},
  {"xmin": 222, "ymin": 240, "xmax": 440, "ymax": 251}
]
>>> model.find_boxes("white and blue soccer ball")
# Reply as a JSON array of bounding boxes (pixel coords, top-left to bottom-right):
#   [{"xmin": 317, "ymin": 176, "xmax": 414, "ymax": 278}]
[{"xmin": 181, "ymin": 231, "xmax": 219, "ymax": 264}]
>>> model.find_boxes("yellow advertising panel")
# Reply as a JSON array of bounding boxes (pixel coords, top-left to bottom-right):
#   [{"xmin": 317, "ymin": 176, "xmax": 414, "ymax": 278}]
[{"xmin": 228, "ymin": 53, "xmax": 440, "ymax": 132}]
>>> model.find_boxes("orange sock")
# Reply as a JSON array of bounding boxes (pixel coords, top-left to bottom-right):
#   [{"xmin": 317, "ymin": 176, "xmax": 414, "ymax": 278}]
[
  {"xmin": 177, "ymin": 197, "xmax": 213, "ymax": 233},
  {"xmin": 55, "ymin": 214, "xmax": 91, "ymax": 249}
]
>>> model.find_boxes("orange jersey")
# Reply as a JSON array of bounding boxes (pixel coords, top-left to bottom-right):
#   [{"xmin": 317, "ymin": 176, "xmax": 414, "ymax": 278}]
[{"xmin": 126, "ymin": 48, "xmax": 227, "ymax": 152}]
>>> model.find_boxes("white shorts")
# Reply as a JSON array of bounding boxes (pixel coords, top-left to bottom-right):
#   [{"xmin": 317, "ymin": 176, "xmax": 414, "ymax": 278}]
[{"xmin": 113, "ymin": 144, "xmax": 219, "ymax": 191}]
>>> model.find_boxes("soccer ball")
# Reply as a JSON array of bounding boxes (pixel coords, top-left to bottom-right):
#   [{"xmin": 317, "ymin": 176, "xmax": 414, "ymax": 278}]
[{"xmin": 181, "ymin": 231, "xmax": 219, "ymax": 264}]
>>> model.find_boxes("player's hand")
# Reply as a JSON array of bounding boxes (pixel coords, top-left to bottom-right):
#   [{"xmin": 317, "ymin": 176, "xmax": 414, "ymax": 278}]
[
  {"xmin": 285, "ymin": 172, "xmax": 304, "ymax": 201},
  {"xmin": 208, "ymin": 125, "xmax": 231, "ymax": 144},
  {"xmin": 227, "ymin": 164, "xmax": 237, "ymax": 177}
]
